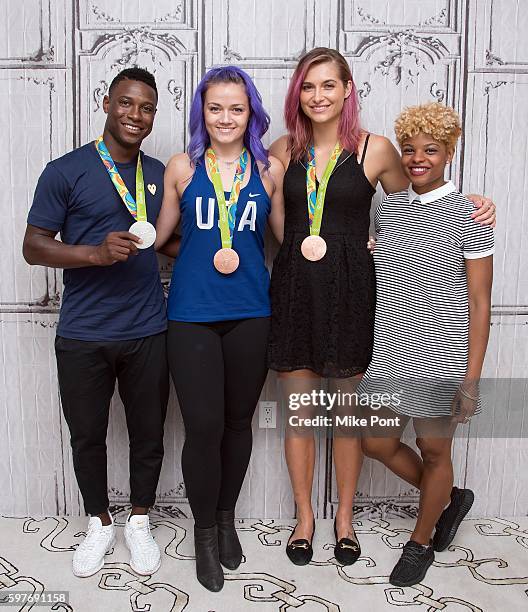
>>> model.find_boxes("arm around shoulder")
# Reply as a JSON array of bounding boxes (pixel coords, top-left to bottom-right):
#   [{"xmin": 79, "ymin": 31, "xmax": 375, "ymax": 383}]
[
  {"xmin": 367, "ymin": 134, "xmax": 409, "ymax": 195},
  {"xmin": 465, "ymin": 194, "xmax": 497, "ymax": 227}
]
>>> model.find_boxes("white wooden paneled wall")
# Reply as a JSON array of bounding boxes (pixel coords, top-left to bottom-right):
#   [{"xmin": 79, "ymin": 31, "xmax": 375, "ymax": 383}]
[{"xmin": 1, "ymin": 0, "xmax": 526, "ymax": 518}]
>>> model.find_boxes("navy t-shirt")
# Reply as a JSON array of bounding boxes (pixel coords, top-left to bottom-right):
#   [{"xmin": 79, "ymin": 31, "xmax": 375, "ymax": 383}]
[{"xmin": 27, "ymin": 142, "xmax": 167, "ymax": 341}]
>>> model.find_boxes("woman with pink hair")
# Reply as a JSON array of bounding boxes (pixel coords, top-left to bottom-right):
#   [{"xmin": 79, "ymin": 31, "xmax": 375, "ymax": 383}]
[{"xmin": 268, "ymin": 47, "xmax": 495, "ymax": 566}]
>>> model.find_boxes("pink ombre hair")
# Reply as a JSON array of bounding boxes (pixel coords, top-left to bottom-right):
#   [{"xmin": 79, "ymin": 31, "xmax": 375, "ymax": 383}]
[{"xmin": 285, "ymin": 48, "xmax": 362, "ymax": 162}]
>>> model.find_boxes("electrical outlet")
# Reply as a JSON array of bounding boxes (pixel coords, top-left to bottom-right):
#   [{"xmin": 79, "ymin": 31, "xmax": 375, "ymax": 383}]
[{"xmin": 258, "ymin": 401, "xmax": 277, "ymax": 429}]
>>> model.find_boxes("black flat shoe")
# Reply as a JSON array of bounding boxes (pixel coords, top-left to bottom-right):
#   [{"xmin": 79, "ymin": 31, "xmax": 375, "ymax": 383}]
[
  {"xmin": 216, "ymin": 509, "xmax": 243, "ymax": 570},
  {"xmin": 286, "ymin": 519, "xmax": 315, "ymax": 566},
  {"xmin": 333, "ymin": 518, "xmax": 361, "ymax": 565},
  {"xmin": 194, "ymin": 525, "xmax": 224, "ymax": 592}
]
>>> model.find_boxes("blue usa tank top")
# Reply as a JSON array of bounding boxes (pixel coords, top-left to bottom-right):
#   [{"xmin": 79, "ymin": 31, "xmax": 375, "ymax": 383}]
[{"xmin": 167, "ymin": 155, "xmax": 271, "ymax": 322}]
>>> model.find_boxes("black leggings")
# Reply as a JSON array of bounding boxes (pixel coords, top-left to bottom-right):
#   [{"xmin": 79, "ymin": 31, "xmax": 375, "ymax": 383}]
[{"xmin": 167, "ymin": 317, "xmax": 270, "ymax": 527}]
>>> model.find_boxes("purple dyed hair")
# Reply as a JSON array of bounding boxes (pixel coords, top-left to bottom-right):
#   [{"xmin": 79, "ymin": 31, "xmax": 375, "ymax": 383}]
[{"xmin": 188, "ymin": 66, "xmax": 270, "ymax": 167}]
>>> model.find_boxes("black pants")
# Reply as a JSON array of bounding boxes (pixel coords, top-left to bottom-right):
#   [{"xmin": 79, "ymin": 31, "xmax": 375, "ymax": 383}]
[
  {"xmin": 167, "ymin": 318, "xmax": 270, "ymax": 528},
  {"xmin": 55, "ymin": 333, "xmax": 169, "ymax": 515}
]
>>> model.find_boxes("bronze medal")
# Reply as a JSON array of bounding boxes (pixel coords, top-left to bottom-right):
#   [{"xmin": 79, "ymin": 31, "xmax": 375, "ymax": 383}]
[
  {"xmin": 301, "ymin": 235, "xmax": 327, "ymax": 261},
  {"xmin": 213, "ymin": 247, "xmax": 240, "ymax": 274}
]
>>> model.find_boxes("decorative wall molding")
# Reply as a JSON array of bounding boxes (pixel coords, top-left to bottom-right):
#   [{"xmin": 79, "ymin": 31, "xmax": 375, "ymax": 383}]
[
  {"xmin": 485, "ymin": 49, "xmax": 505, "ymax": 66},
  {"xmin": 430, "ymin": 81, "xmax": 447, "ymax": 101},
  {"xmin": 420, "ymin": 8, "xmax": 449, "ymax": 27},
  {"xmin": 153, "ymin": 7, "xmax": 184, "ymax": 24},
  {"xmin": 0, "ymin": 0, "xmax": 64, "ymax": 66},
  {"xmin": 208, "ymin": 0, "xmax": 312, "ymax": 66},
  {"xmin": 470, "ymin": 0, "xmax": 528, "ymax": 72},
  {"xmin": 342, "ymin": 0, "xmax": 459, "ymax": 33},
  {"xmin": 357, "ymin": 81, "xmax": 372, "ymax": 103},
  {"xmin": 79, "ymin": 0, "xmax": 192, "ymax": 30},
  {"xmin": 90, "ymin": 2, "xmax": 119, "ymax": 23},
  {"xmin": 92, "ymin": 79, "xmax": 108, "ymax": 111},
  {"xmin": 223, "ymin": 45, "xmax": 244, "ymax": 62},
  {"xmin": 357, "ymin": 5, "xmax": 385, "ymax": 26},
  {"xmin": 350, "ymin": 30, "xmax": 451, "ymax": 85},
  {"xmin": 483, "ymin": 79, "xmax": 511, "ymax": 95},
  {"xmin": 0, "ymin": 71, "xmax": 66, "ymax": 311},
  {"xmin": 355, "ymin": 4, "xmax": 449, "ymax": 28},
  {"xmin": 82, "ymin": 28, "xmax": 188, "ymax": 71},
  {"xmin": 167, "ymin": 80, "xmax": 184, "ymax": 111},
  {"xmin": 463, "ymin": 73, "xmax": 528, "ymax": 315}
]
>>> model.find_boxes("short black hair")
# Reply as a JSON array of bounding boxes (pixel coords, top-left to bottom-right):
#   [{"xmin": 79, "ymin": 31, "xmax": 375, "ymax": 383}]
[{"xmin": 108, "ymin": 67, "xmax": 158, "ymax": 99}]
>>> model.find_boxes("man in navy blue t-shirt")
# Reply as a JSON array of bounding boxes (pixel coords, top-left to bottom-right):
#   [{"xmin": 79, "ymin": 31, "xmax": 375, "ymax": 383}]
[{"xmin": 23, "ymin": 68, "xmax": 168, "ymax": 578}]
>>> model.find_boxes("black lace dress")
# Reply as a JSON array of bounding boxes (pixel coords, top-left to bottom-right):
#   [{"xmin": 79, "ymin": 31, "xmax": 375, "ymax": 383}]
[{"xmin": 268, "ymin": 144, "xmax": 376, "ymax": 378}]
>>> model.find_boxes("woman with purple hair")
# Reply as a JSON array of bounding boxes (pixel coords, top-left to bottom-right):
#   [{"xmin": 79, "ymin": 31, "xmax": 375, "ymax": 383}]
[
  {"xmin": 267, "ymin": 47, "xmax": 496, "ymax": 568},
  {"xmin": 155, "ymin": 66, "xmax": 284, "ymax": 592}
]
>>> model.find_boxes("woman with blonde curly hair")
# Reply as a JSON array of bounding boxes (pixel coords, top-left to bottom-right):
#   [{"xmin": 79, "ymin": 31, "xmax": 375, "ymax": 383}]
[{"xmin": 359, "ymin": 102, "xmax": 494, "ymax": 586}]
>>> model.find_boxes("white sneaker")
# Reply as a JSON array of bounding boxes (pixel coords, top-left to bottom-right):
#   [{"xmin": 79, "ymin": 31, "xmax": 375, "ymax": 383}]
[
  {"xmin": 72, "ymin": 516, "xmax": 116, "ymax": 578},
  {"xmin": 124, "ymin": 513, "xmax": 161, "ymax": 575}
]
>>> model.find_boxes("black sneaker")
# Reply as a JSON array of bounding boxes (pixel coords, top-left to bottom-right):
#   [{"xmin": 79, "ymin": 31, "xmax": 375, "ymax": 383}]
[
  {"xmin": 433, "ymin": 487, "xmax": 474, "ymax": 552},
  {"xmin": 389, "ymin": 540, "xmax": 434, "ymax": 587}
]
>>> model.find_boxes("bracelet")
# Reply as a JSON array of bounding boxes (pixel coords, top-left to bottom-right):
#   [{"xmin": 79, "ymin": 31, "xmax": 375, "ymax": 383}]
[{"xmin": 459, "ymin": 386, "xmax": 479, "ymax": 401}]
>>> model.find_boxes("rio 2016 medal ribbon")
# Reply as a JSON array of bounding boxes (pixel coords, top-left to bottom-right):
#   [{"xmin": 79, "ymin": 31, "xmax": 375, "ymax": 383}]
[
  {"xmin": 205, "ymin": 147, "xmax": 249, "ymax": 274},
  {"xmin": 301, "ymin": 142, "xmax": 343, "ymax": 261},
  {"xmin": 94, "ymin": 136, "xmax": 156, "ymax": 249}
]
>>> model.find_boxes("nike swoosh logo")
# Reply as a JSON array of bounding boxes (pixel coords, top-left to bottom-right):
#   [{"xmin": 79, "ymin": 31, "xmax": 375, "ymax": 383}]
[{"xmin": 248, "ymin": 193, "xmax": 261, "ymax": 198}]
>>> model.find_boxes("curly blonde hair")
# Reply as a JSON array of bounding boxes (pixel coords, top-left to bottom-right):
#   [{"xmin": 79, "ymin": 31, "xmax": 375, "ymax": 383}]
[{"xmin": 394, "ymin": 102, "xmax": 462, "ymax": 154}]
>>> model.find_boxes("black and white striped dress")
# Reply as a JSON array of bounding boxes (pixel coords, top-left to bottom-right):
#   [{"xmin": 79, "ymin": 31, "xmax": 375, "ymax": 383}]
[{"xmin": 358, "ymin": 182, "xmax": 494, "ymax": 418}]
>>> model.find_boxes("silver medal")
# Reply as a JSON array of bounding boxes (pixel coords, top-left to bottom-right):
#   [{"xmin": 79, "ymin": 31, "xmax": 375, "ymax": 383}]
[{"xmin": 129, "ymin": 220, "xmax": 156, "ymax": 249}]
